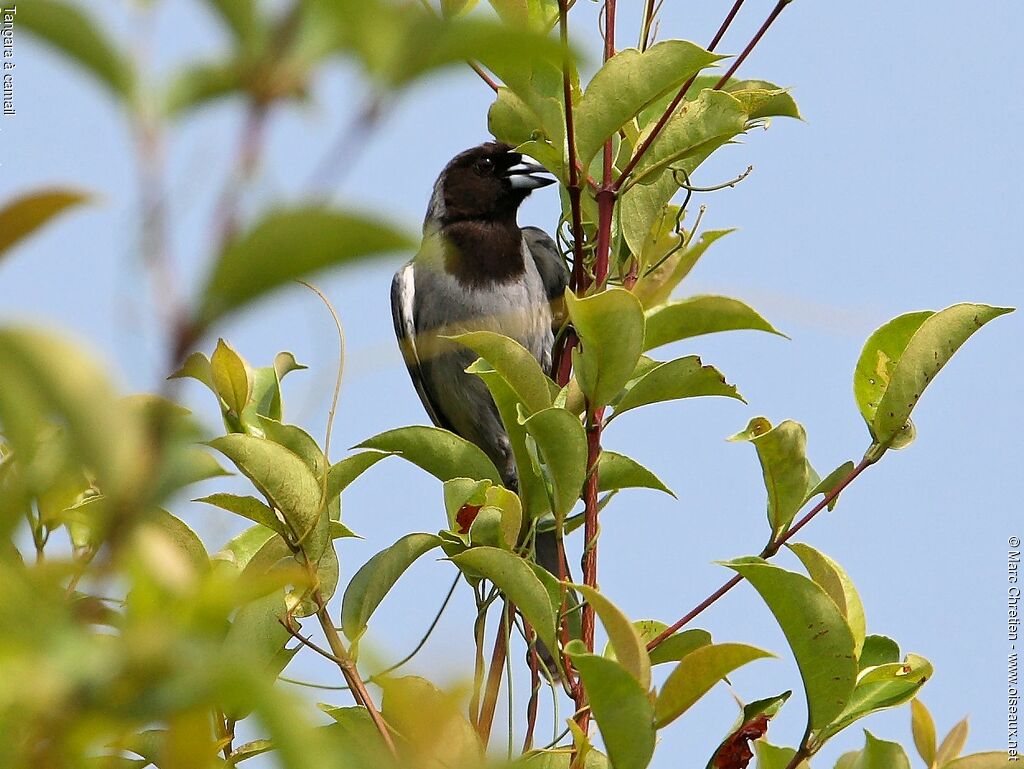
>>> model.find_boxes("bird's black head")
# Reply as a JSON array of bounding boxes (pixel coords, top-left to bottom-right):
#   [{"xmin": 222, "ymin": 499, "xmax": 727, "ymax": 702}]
[{"xmin": 428, "ymin": 142, "xmax": 556, "ymax": 226}]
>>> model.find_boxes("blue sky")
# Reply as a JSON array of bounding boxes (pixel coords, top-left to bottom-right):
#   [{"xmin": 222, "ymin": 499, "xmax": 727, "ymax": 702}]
[{"xmin": 2, "ymin": 1, "xmax": 1022, "ymax": 766}]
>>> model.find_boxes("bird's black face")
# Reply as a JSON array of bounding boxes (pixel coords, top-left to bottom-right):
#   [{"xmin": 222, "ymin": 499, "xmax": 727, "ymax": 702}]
[{"xmin": 439, "ymin": 142, "xmax": 555, "ymax": 223}]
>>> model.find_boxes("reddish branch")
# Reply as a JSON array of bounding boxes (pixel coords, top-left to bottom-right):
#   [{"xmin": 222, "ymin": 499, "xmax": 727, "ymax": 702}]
[
  {"xmin": 646, "ymin": 455, "xmax": 875, "ymax": 651},
  {"xmin": 476, "ymin": 603, "xmax": 511, "ymax": 745},
  {"xmin": 614, "ymin": 0, "xmax": 780, "ymax": 191}
]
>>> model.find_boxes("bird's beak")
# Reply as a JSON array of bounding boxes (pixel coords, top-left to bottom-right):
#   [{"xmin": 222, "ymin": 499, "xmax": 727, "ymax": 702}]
[{"xmin": 504, "ymin": 157, "xmax": 557, "ymax": 190}]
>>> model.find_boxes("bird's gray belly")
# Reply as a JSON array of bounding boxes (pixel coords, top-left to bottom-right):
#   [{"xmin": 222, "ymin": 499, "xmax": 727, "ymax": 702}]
[{"xmin": 414, "ymin": 264, "xmax": 553, "ymax": 484}]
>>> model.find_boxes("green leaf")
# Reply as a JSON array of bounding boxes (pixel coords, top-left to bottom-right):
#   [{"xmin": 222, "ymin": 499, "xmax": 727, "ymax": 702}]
[
  {"xmin": 255, "ymin": 417, "xmax": 325, "ymax": 477},
  {"xmin": 451, "ymin": 547, "xmax": 558, "ymax": 660},
  {"xmin": 0, "ymin": 189, "xmax": 91, "ymax": 260},
  {"xmin": 574, "ymin": 41, "xmax": 722, "ymax": 167},
  {"xmin": 859, "ymin": 634, "xmax": 901, "ymax": 669},
  {"xmin": 211, "ymin": 339, "xmax": 253, "ymax": 417},
  {"xmin": 274, "ymin": 352, "xmax": 307, "ymax": 380},
  {"xmin": 340, "ymin": 533, "xmax": 441, "ymax": 642},
  {"xmin": 451, "ymin": 331, "xmax": 557, "ymax": 412},
  {"xmin": 355, "ymin": 426, "xmax": 501, "ymax": 485},
  {"xmin": 806, "ymin": 460, "xmax": 856, "ymax": 511},
  {"xmin": 441, "ymin": 0, "xmax": 480, "ymax": 17},
  {"xmin": 632, "ymin": 228, "xmax": 734, "ymax": 309},
  {"xmin": 724, "ymin": 557, "xmax": 858, "ymax": 730},
  {"xmin": 198, "ymin": 206, "xmax": 412, "ymax": 327},
  {"xmin": 648, "ymin": 628, "xmax": 712, "ymax": 666},
  {"xmin": 611, "ymin": 355, "xmax": 743, "ymax": 419},
  {"xmin": 644, "ymin": 295, "xmax": 784, "ymax": 351},
  {"xmin": 215, "ymin": 523, "xmax": 279, "ymax": 572},
  {"xmin": 854, "ymin": 304, "xmax": 1013, "ymax": 450},
  {"xmin": 164, "ymin": 59, "xmax": 247, "ymax": 116},
  {"xmin": 145, "ymin": 509, "xmax": 209, "ymax": 573},
  {"xmin": 679, "ymin": 76, "xmax": 802, "ymax": 120},
  {"xmin": 209, "ymin": 434, "xmax": 327, "ymax": 558},
  {"xmin": 566, "ymin": 288, "xmax": 646, "ymax": 408},
  {"xmin": 168, "ymin": 351, "xmax": 216, "ymax": 392},
  {"xmin": 628, "ymin": 89, "xmax": 751, "ymax": 188},
  {"xmin": 755, "ymin": 742, "xmax": 809, "ymax": 769},
  {"xmin": 596, "ymin": 451, "xmax": 674, "ymax": 497},
  {"xmin": 911, "ymin": 699, "xmax": 937, "ymax": 768},
  {"xmin": 788, "ymin": 543, "xmax": 866, "ymax": 657},
  {"xmin": 317, "ymin": 707, "xmax": 394, "ymax": 769},
  {"xmin": 200, "ymin": 0, "xmax": 265, "ymax": 46},
  {"xmin": 380, "ymin": 676, "xmax": 482, "ymax": 769},
  {"xmin": 943, "ymin": 753, "xmax": 1016, "ymax": 769},
  {"xmin": 326, "ymin": 451, "xmax": 390, "ymax": 498},
  {"xmin": 849, "ymin": 731, "xmax": 911, "ymax": 769},
  {"xmin": 566, "ymin": 643, "xmax": 656, "ymax": 769},
  {"xmin": 466, "ymin": 365, "xmax": 547, "ymax": 520},
  {"xmin": 575, "ymin": 585, "xmax": 650, "ymax": 689},
  {"xmin": 818, "ymin": 654, "xmax": 933, "ymax": 743},
  {"xmin": 18, "ymin": 0, "xmax": 134, "ymax": 98},
  {"xmin": 729, "ymin": 418, "xmax": 816, "ymax": 540},
  {"xmin": 520, "ymin": 407, "xmax": 587, "ymax": 518},
  {"xmin": 196, "ymin": 493, "xmax": 283, "ymax": 535},
  {"xmin": 936, "ymin": 718, "xmax": 970, "ymax": 767},
  {"xmin": 223, "ymin": 589, "xmax": 291, "ymax": 719},
  {"xmin": 488, "ymin": 87, "xmax": 541, "ymax": 146},
  {"xmin": 0, "ymin": 328, "xmax": 145, "ymax": 505},
  {"xmin": 654, "ymin": 642, "xmax": 773, "ymax": 727},
  {"xmin": 487, "ymin": 0, "xmax": 558, "ymax": 30},
  {"xmin": 708, "ymin": 692, "xmax": 792, "ymax": 769}
]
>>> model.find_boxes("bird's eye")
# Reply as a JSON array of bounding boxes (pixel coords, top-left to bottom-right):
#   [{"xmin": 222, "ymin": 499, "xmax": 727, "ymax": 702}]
[{"xmin": 474, "ymin": 157, "xmax": 494, "ymax": 175}]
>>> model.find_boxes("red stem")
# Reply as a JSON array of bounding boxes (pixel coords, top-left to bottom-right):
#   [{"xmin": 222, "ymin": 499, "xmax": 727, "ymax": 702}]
[
  {"xmin": 714, "ymin": 0, "xmax": 789, "ymax": 89},
  {"xmin": 476, "ymin": 603, "xmax": 510, "ymax": 745},
  {"xmin": 613, "ymin": 0, "xmax": 753, "ymax": 190},
  {"xmin": 646, "ymin": 454, "xmax": 874, "ymax": 651}
]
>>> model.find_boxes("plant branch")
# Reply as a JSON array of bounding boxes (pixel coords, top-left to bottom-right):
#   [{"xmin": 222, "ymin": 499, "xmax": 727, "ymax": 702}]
[
  {"xmin": 647, "ymin": 453, "xmax": 876, "ymax": 651},
  {"xmin": 558, "ymin": 0, "xmax": 586, "ymax": 293},
  {"xmin": 476, "ymin": 600, "xmax": 511, "ymax": 745},
  {"xmin": 714, "ymin": 0, "xmax": 791, "ymax": 90},
  {"xmin": 613, "ymin": 0, "xmax": 749, "ymax": 190},
  {"xmin": 309, "ymin": 589, "xmax": 398, "ymax": 757}
]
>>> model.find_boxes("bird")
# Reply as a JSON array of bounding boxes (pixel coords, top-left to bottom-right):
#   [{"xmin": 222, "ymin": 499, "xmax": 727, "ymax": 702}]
[{"xmin": 390, "ymin": 141, "xmax": 572, "ymax": 663}]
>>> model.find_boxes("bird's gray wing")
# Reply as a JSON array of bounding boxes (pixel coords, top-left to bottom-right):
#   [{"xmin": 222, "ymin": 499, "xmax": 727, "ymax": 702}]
[
  {"xmin": 522, "ymin": 226, "xmax": 570, "ymax": 320},
  {"xmin": 390, "ymin": 262, "xmax": 456, "ymax": 433}
]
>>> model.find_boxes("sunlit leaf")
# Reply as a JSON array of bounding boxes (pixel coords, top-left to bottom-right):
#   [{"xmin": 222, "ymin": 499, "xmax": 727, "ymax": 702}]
[
  {"xmin": 211, "ymin": 339, "xmax": 253, "ymax": 418},
  {"xmin": 356, "ymin": 426, "xmax": 501, "ymax": 485},
  {"xmin": 198, "ymin": 206, "xmax": 412, "ymax": 327},
  {"xmin": 566, "ymin": 288, "xmax": 646, "ymax": 408},
  {"xmin": 644, "ymin": 295, "xmax": 784, "ymax": 351},
  {"xmin": 859, "ymin": 634, "xmax": 901, "ymax": 670},
  {"xmin": 451, "ymin": 546, "xmax": 558, "ymax": 660},
  {"xmin": 596, "ymin": 451, "xmax": 674, "ymax": 497},
  {"xmin": 327, "ymin": 451, "xmax": 390, "ymax": 498},
  {"xmin": 380, "ymin": 676, "xmax": 482, "ymax": 768},
  {"xmin": 729, "ymin": 418, "xmax": 816, "ymax": 540},
  {"xmin": 943, "ymin": 753, "xmax": 1015, "ymax": 769},
  {"xmin": 341, "ymin": 533, "xmax": 442, "ymax": 642},
  {"xmin": 936, "ymin": 718, "xmax": 970, "ymax": 767},
  {"xmin": 648, "ymin": 628, "xmax": 712, "ymax": 666},
  {"xmin": 755, "ymin": 741, "xmax": 809, "ymax": 769},
  {"xmin": 818, "ymin": 654, "xmax": 933, "ymax": 743},
  {"xmin": 654, "ymin": 642, "xmax": 773, "ymax": 727},
  {"xmin": 196, "ymin": 493, "xmax": 283, "ymax": 535},
  {"xmin": 612, "ymin": 355, "xmax": 743, "ymax": 419},
  {"xmin": 520, "ymin": 406, "xmax": 587, "ymax": 518},
  {"xmin": 632, "ymin": 228, "xmax": 734, "ymax": 309},
  {"xmin": 575, "ymin": 585, "xmax": 650, "ymax": 689},
  {"xmin": 911, "ymin": 699, "xmax": 937, "ymax": 768},
  {"xmin": 788, "ymin": 543, "xmax": 866, "ymax": 657},
  {"xmin": 18, "ymin": 0, "xmax": 134, "ymax": 98},
  {"xmin": 451, "ymin": 331, "xmax": 557, "ymax": 412},
  {"xmin": 848, "ymin": 731, "xmax": 911, "ymax": 769},
  {"xmin": 575, "ymin": 41, "xmax": 723, "ymax": 167},
  {"xmin": 209, "ymin": 434, "xmax": 327, "ymax": 558},
  {"xmin": 566, "ymin": 642, "xmax": 656, "ymax": 769},
  {"xmin": 0, "ymin": 189, "xmax": 91, "ymax": 260},
  {"xmin": 724, "ymin": 557, "xmax": 858, "ymax": 730},
  {"xmin": 854, "ymin": 304, "xmax": 1012, "ymax": 451}
]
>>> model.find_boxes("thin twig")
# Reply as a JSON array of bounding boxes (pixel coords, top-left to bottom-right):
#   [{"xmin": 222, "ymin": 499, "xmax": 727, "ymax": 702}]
[
  {"xmin": 370, "ymin": 573, "xmax": 460, "ymax": 679},
  {"xmin": 714, "ymin": 0, "xmax": 791, "ymax": 89},
  {"xmin": 647, "ymin": 453, "xmax": 875, "ymax": 651},
  {"xmin": 613, "ymin": 0, "xmax": 750, "ymax": 190},
  {"xmin": 476, "ymin": 600, "xmax": 512, "ymax": 746}
]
